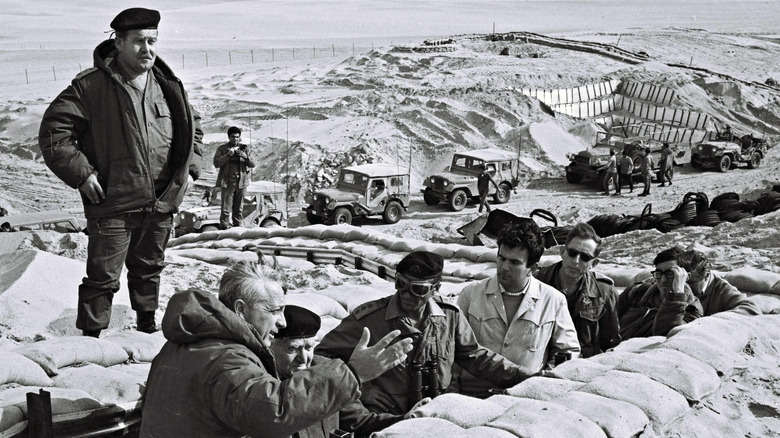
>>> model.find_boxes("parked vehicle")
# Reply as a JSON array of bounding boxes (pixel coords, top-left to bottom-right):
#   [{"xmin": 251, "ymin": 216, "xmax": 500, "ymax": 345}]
[
  {"xmin": 304, "ymin": 163, "xmax": 410, "ymax": 225},
  {"xmin": 1, "ymin": 211, "xmax": 85, "ymax": 233},
  {"xmin": 422, "ymin": 148, "xmax": 520, "ymax": 212},
  {"xmin": 691, "ymin": 135, "xmax": 768, "ymax": 172},
  {"xmin": 175, "ymin": 180, "xmax": 287, "ymax": 235}
]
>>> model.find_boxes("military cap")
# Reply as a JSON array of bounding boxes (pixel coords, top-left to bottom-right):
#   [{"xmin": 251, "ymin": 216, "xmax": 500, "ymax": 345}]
[
  {"xmin": 276, "ymin": 305, "xmax": 320, "ymax": 339},
  {"xmin": 396, "ymin": 251, "xmax": 443, "ymax": 280},
  {"xmin": 110, "ymin": 8, "xmax": 160, "ymax": 32}
]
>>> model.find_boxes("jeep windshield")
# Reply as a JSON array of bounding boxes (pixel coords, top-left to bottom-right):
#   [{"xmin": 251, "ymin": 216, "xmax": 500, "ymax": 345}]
[
  {"xmin": 336, "ymin": 170, "xmax": 370, "ymax": 193},
  {"xmin": 450, "ymin": 155, "xmax": 486, "ymax": 173}
]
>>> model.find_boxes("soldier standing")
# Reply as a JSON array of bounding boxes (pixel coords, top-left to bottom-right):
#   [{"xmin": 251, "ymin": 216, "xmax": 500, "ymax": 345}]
[{"xmin": 213, "ymin": 126, "xmax": 255, "ymax": 229}]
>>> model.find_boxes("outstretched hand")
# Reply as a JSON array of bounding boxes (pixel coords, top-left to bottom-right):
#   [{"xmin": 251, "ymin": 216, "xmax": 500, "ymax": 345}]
[{"xmin": 348, "ymin": 328, "xmax": 413, "ymax": 383}]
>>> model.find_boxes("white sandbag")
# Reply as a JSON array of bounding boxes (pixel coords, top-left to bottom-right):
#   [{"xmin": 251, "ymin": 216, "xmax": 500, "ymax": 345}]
[
  {"xmin": 285, "ymin": 292, "xmax": 348, "ymax": 319},
  {"xmin": 240, "ymin": 228, "xmax": 271, "ymax": 240},
  {"xmin": 594, "ymin": 265, "xmax": 644, "ymax": 288},
  {"xmin": 712, "ymin": 313, "xmax": 780, "ymax": 339},
  {"xmin": 372, "ymin": 418, "xmax": 464, "ymax": 437},
  {"xmin": 456, "ymin": 425, "xmax": 517, "ymax": 438},
  {"xmin": 171, "ymin": 248, "xmax": 258, "ymax": 265},
  {"xmin": 745, "ymin": 292, "xmax": 780, "ymax": 314},
  {"xmin": 317, "ymin": 316, "xmax": 342, "ymax": 340},
  {"xmin": 320, "ymin": 226, "xmax": 349, "ymax": 241},
  {"xmin": 667, "ymin": 316, "xmax": 750, "ymax": 352},
  {"xmin": 485, "ymin": 394, "xmax": 522, "ymax": 409},
  {"xmin": 611, "ymin": 336, "xmax": 665, "ymax": 353},
  {"xmin": 16, "ymin": 336, "xmax": 129, "ymax": 376},
  {"xmin": 108, "ymin": 362, "xmax": 153, "ymax": 382},
  {"xmin": 0, "ymin": 352, "xmax": 53, "ymax": 386},
  {"xmin": 660, "ymin": 335, "xmax": 746, "ymax": 378},
  {"xmin": 548, "ymin": 358, "xmax": 612, "ymax": 382},
  {"xmin": 315, "ymin": 283, "xmax": 395, "ymax": 313},
  {"xmin": 0, "ymin": 386, "xmax": 104, "ymax": 415},
  {"xmin": 588, "ymin": 350, "xmax": 637, "ymax": 368},
  {"xmin": 486, "ymin": 397, "xmax": 607, "ymax": 438},
  {"xmin": 454, "ymin": 247, "xmax": 492, "ymax": 263},
  {"xmin": 452, "ymin": 263, "xmax": 495, "ymax": 280},
  {"xmin": 52, "ymin": 363, "xmax": 145, "ymax": 405},
  {"xmin": 343, "ymin": 228, "xmax": 370, "ymax": 242},
  {"xmin": 553, "ymin": 391, "xmax": 649, "ymax": 438},
  {"xmin": 616, "ymin": 349, "xmax": 720, "ymax": 402},
  {"xmin": 104, "ymin": 331, "xmax": 166, "ymax": 363},
  {"xmin": 664, "ymin": 397, "xmax": 756, "ymax": 438},
  {"xmin": 505, "ymin": 376, "xmax": 582, "ymax": 401},
  {"xmin": 407, "ymin": 393, "xmax": 506, "ymax": 428},
  {"xmin": 266, "ymin": 227, "xmax": 295, "ymax": 238},
  {"xmin": 475, "ymin": 251, "xmax": 497, "ymax": 264},
  {"xmin": 579, "ymin": 370, "xmax": 689, "ymax": 431},
  {"xmin": 722, "ymin": 267, "xmax": 780, "ymax": 294},
  {"xmin": 168, "ymin": 233, "xmax": 198, "ymax": 246},
  {"xmin": 0, "ymin": 405, "xmax": 24, "ymax": 434},
  {"xmin": 292, "ymin": 224, "xmax": 329, "ymax": 239},
  {"xmin": 217, "ymin": 227, "xmax": 248, "ymax": 240},
  {"xmin": 429, "ymin": 244, "xmax": 458, "ymax": 259}
]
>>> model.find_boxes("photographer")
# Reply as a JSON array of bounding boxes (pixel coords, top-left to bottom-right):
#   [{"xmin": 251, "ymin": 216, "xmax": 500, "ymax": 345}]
[{"xmin": 213, "ymin": 126, "xmax": 255, "ymax": 229}]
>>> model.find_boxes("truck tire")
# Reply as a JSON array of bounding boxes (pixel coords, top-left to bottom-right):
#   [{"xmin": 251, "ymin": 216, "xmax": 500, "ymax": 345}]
[
  {"xmin": 448, "ymin": 189, "xmax": 468, "ymax": 212},
  {"xmin": 691, "ymin": 154, "xmax": 701, "ymax": 168},
  {"xmin": 748, "ymin": 152, "xmax": 761, "ymax": 169},
  {"xmin": 331, "ymin": 208, "xmax": 353, "ymax": 225},
  {"xmin": 423, "ymin": 188, "xmax": 439, "ymax": 206},
  {"xmin": 260, "ymin": 218, "xmax": 280, "ymax": 228},
  {"xmin": 383, "ymin": 201, "xmax": 403, "ymax": 224},
  {"xmin": 493, "ymin": 182, "xmax": 511, "ymax": 204},
  {"xmin": 306, "ymin": 212, "xmax": 323, "ymax": 225},
  {"xmin": 718, "ymin": 155, "xmax": 731, "ymax": 173},
  {"xmin": 565, "ymin": 171, "xmax": 584, "ymax": 183}
]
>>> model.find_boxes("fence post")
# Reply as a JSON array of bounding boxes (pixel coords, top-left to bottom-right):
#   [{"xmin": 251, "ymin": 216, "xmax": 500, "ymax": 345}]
[
  {"xmin": 313, "ymin": 46, "xmax": 315, "ymax": 59},
  {"xmin": 272, "ymin": 48, "xmax": 274, "ymax": 62},
  {"xmin": 52, "ymin": 66, "xmax": 56, "ymax": 81},
  {"xmin": 206, "ymin": 52, "xmax": 209, "ymax": 67},
  {"xmin": 293, "ymin": 48, "xmax": 295, "ymax": 60},
  {"xmin": 352, "ymin": 43, "xmax": 355, "ymax": 56},
  {"xmin": 25, "ymin": 68, "xmax": 29, "ymax": 85},
  {"xmin": 251, "ymin": 49, "xmax": 254, "ymax": 63},
  {"xmin": 182, "ymin": 53, "xmax": 185, "ymax": 69},
  {"xmin": 78, "ymin": 63, "xmax": 82, "ymax": 71},
  {"xmin": 332, "ymin": 44, "xmax": 335, "ymax": 57},
  {"xmin": 229, "ymin": 51, "xmax": 232, "ymax": 65}
]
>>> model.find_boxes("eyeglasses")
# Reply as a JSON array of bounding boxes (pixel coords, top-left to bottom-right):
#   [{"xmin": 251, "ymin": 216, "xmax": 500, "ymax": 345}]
[
  {"xmin": 565, "ymin": 248, "xmax": 596, "ymax": 263},
  {"xmin": 651, "ymin": 269, "xmax": 676, "ymax": 280},
  {"xmin": 395, "ymin": 274, "xmax": 441, "ymax": 297}
]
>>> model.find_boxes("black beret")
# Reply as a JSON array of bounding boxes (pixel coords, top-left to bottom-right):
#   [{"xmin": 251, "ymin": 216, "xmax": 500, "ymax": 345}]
[
  {"xmin": 396, "ymin": 251, "xmax": 443, "ymax": 280},
  {"xmin": 111, "ymin": 8, "xmax": 160, "ymax": 32},
  {"xmin": 276, "ymin": 305, "xmax": 320, "ymax": 339}
]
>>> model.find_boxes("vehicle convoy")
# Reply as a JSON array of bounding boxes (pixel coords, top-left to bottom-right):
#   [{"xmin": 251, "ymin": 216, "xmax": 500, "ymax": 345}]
[
  {"xmin": 422, "ymin": 148, "xmax": 521, "ymax": 212},
  {"xmin": 691, "ymin": 134, "xmax": 768, "ymax": 173},
  {"xmin": 175, "ymin": 180, "xmax": 287, "ymax": 235},
  {"xmin": 304, "ymin": 163, "xmax": 410, "ymax": 225}
]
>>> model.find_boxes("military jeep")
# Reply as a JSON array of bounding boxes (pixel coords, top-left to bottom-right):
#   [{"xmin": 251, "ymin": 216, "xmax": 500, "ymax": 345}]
[
  {"xmin": 691, "ymin": 135, "xmax": 767, "ymax": 172},
  {"xmin": 304, "ymin": 163, "xmax": 410, "ymax": 225},
  {"xmin": 422, "ymin": 148, "xmax": 520, "ymax": 212},
  {"xmin": 175, "ymin": 180, "xmax": 287, "ymax": 235}
]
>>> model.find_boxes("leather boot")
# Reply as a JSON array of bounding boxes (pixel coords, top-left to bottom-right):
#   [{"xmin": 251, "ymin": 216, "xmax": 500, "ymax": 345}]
[
  {"xmin": 137, "ymin": 311, "xmax": 158, "ymax": 334},
  {"xmin": 82, "ymin": 330, "xmax": 101, "ymax": 338}
]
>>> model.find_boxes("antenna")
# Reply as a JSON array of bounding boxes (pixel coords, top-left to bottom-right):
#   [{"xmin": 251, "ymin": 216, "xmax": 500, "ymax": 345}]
[{"xmin": 285, "ymin": 114, "xmax": 290, "ymax": 222}]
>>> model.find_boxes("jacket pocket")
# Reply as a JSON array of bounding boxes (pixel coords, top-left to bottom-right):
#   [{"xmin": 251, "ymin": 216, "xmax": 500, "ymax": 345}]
[
  {"xmin": 578, "ymin": 303, "xmax": 606, "ymax": 322},
  {"xmin": 513, "ymin": 319, "xmax": 554, "ymax": 352},
  {"xmin": 467, "ymin": 307, "xmax": 503, "ymax": 345}
]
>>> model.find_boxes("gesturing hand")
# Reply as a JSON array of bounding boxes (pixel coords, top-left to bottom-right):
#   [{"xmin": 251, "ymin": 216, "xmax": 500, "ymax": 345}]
[{"xmin": 348, "ymin": 328, "xmax": 413, "ymax": 383}]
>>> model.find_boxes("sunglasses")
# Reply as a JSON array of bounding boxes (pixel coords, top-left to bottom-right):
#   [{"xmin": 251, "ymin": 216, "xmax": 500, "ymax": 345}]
[
  {"xmin": 651, "ymin": 269, "xmax": 676, "ymax": 280},
  {"xmin": 565, "ymin": 248, "xmax": 596, "ymax": 263},
  {"xmin": 395, "ymin": 274, "xmax": 441, "ymax": 297}
]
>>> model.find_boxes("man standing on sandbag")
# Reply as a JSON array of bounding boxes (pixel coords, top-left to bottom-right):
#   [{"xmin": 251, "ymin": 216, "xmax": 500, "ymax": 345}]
[
  {"xmin": 317, "ymin": 251, "xmax": 537, "ymax": 414},
  {"xmin": 617, "ymin": 247, "xmax": 703, "ymax": 340},
  {"xmin": 38, "ymin": 8, "xmax": 203, "ymax": 338},
  {"xmin": 535, "ymin": 222, "xmax": 620, "ymax": 357},
  {"xmin": 677, "ymin": 249, "xmax": 760, "ymax": 316},
  {"xmin": 141, "ymin": 261, "xmax": 414, "ymax": 437},
  {"xmin": 213, "ymin": 126, "xmax": 255, "ymax": 229},
  {"xmin": 457, "ymin": 221, "xmax": 581, "ymax": 397}
]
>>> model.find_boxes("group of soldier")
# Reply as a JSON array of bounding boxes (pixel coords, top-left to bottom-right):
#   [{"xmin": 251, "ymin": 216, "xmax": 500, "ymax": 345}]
[{"xmin": 600, "ymin": 142, "xmax": 675, "ymax": 197}]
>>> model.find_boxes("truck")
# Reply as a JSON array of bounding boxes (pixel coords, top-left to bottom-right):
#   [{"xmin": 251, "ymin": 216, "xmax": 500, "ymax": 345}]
[
  {"xmin": 304, "ymin": 163, "xmax": 410, "ymax": 225},
  {"xmin": 421, "ymin": 148, "xmax": 521, "ymax": 212},
  {"xmin": 690, "ymin": 135, "xmax": 767, "ymax": 172}
]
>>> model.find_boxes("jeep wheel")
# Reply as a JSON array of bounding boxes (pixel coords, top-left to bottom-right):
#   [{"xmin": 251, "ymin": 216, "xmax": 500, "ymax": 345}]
[
  {"xmin": 565, "ymin": 171, "xmax": 583, "ymax": 184},
  {"xmin": 200, "ymin": 225, "xmax": 219, "ymax": 233},
  {"xmin": 448, "ymin": 189, "xmax": 468, "ymax": 212},
  {"xmin": 332, "ymin": 208, "xmax": 353, "ymax": 225},
  {"xmin": 306, "ymin": 212, "xmax": 324, "ymax": 225},
  {"xmin": 691, "ymin": 155, "xmax": 701, "ymax": 168},
  {"xmin": 383, "ymin": 201, "xmax": 403, "ymax": 224},
  {"xmin": 423, "ymin": 189, "xmax": 439, "ymax": 206},
  {"xmin": 494, "ymin": 182, "xmax": 511, "ymax": 204},
  {"xmin": 718, "ymin": 155, "xmax": 731, "ymax": 173},
  {"xmin": 260, "ymin": 218, "xmax": 280, "ymax": 228},
  {"xmin": 748, "ymin": 152, "xmax": 761, "ymax": 169}
]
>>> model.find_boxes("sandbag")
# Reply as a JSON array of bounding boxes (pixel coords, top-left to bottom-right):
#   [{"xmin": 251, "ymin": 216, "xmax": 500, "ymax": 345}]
[
  {"xmin": 617, "ymin": 348, "xmax": 720, "ymax": 402},
  {"xmin": 548, "ymin": 358, "xmax": 612, "ymax": 382},
  {"xmin": 0, "ymin": 386, "xmax": 104, "ymax": 415},
  {"xmin": 505, "ymin": 376, "xmax": 582, "ymax": 401},
  {"xmin": 667, "ymin": 316, "xmax": 750, "ymax": 352},
  {"xmin": 588, "ymin": 350, "xmax": 637, "ymax": 368},
  {"xmin": 0, "ymin": 405, "xmax": 24, "ymax": 434},
  {"xmin": 104, "ymin": 331, "xmax": 166, "ymax": 363},
  {"xmin": 267, "ymin": 227, "xmax": 294, "ymax": 238},
  {"xmin": 611, "ymin": 336, "xmax": 665, "ymax": 353},
  {"xmin": 0, "ymin": 352, "xmax": 53, "ymax": 386},
  {"xmin": 594, "ymin": 265, "xmax": 645, "ymax": 288},
  {"xmin": 343, "ymin": 229, "xmax": 370, "ymax": 242},
  {"xmin": 453, "ymin": 247, "xmax": 493, "ymax": 263},
  {"xmin": 552, "ymin": 391, "xmax": 649, "ymax": 438},
  {"xmin": 452, "ymin": 263, "xmax": 495, "ymax": 280},
  {"xmin": 661, "ymin": 335, "xmax": 746, "ymax": 378},
  {"xmin": 108, "ymin": 362, "xmax": 153, "ymax": 381},
  {"xmin": 475, "ymin": 251, "xmax": 497, "ymax": 264},
  {"xmin": 240, "ymin": 228, "xmax": 271, "ymax": 240},
  {"xmin": 712, "ymin": 313, "xmax": 780, "ymax": 339},
  {"xmin": 745, "ymin": 292, "xmax": 780, "ymax": 314},
  {"xmin": 320, "ymin": 226, "xmax": 349, "ymax": 241},
  {"xmin": 51, "ymin": 363, "xmax": 145, "ymax": 405},
  {"xmin": 485, "ymin": 394, "xmax": 522, "ymax": 409},
  {"xmin": 284, "ymin": 292, "xmax": 348, "ymax": 319},
  {"xmin": 407, "ymin": 393, "xmax": 506, "ymax": 428},
  {"xmin": 317, "ymin": 316, "xmax": 343, "ymax": 340},
  {"xmin": 171, "ymin": 248, "xmax": 258, "ymax": 265},
  {"xmin": 315, "ymin": 284, "xmax": 395, "ymax": 313},
  {"xmin": 217, "ymin": 227, "xmax": 247, "ymax": 240},
  {"xmin": 429, "ymin": 244, "xmax": 458, "ymax": 259},
  {"xmin": 722, "ymin": 267, "xmax": 780, "ymax": 294},
  {"xmin": 456, "ymin": 426, "xmax": 517, "ymax": 437},
  {"xmin": 388, "ymin": 239, "xmax": 417, "ymax": 252},
  {"xmin": 292, "ymin": 224, "xmax": 329, "ymax": 239},
  {"xmin": 16, "ymin": 336, "xmax": 129, "ymax": 376},
  {"xmin": 372, "ymin": 418, "xmax": 464, "ymax": 437},
  {"xmin": 579, "ymin": 370, "xmax": 689, "ymax": 431},
  {"xmin": 663, "ymin": 402, "xmax": 749, "ymax": 438},
  {"xmin": 169, "ymin": 233, "xmax": 198, "ymax": 246},
  {"xmin": 486, "ymin": 397, "xmax": 607, "ymax": 438}
]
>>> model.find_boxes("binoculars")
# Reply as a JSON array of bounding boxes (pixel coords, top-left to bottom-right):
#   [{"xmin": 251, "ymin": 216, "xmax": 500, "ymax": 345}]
[{"xmin": 409, "ymin": 359, "xmax": 440, "ymax": 404}]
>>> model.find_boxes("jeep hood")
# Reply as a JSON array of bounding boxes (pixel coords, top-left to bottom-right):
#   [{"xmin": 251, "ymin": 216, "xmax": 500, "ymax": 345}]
[
  {"xmin": 315, "ymin": 188, "xmax": 361, "ymax": 201},
  {"xmin": 429, "ymin": 171, "xmax": 477, "ymax": 183},
  {"xmin": 183, "ymin": 206, "xmax": 218, "ymax": 215}
]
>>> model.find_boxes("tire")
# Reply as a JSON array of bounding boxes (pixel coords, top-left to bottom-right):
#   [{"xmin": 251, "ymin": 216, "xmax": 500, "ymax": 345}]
[
  {"xmin": 448, "ymin": 189, "xmax": 468, "ymax": 212},
  {"xmin": 306, "ymin": 212, "xmax": 323, "ymax": 225},
  {"xmin": 423, "ymin": 189, "xmax": 439, "ymax": 206},
  {"xmin": 200, "ymin": 225, "xmax": 219, "ymax": 233},
  {"xmin": 565, "ymin": 171, "xmax": 584, "ymax": 184},
  {"xmin": 748, "ymin": 152, "xmax": 761, "ymax": 169},
  {"xmin": 691, "ymin": 155, "xmax": 701, "ymax": 168},
  {"xmin": 383, "ymin": 201, "xmax": 403, "ymax": 224},
  {"xmin": 331, "ymin": 207, "xmax": 353, "ymax": 225},
  {"xmin": 260, "ymin": 218, "xmax": 280, "ymax": 228},
  {"xmin": 718, "ymin": 155, "xmax": 731, "ymax": 173},
  {"xmin": 493, "ymin": 182, "xmax": 511, "ymax": 204}
]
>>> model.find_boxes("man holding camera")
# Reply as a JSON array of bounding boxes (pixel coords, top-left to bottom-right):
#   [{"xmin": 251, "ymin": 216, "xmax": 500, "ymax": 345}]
[{"xmin": 214, "ymin": 126, "xmax": 255, "ymax": 229}]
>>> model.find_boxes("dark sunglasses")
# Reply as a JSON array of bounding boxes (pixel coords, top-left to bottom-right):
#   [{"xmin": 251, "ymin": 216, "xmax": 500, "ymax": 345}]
[
  {"xmin": 565, "ymin": 248, "xmax": 596, "ymax": 263},
  {"xmin": 395, "ymin": 274, "xmax": 441, "ymax": 297},
  {"xmin": 651, "ymin": 269, "xmax": 676, "ymax": 280}
]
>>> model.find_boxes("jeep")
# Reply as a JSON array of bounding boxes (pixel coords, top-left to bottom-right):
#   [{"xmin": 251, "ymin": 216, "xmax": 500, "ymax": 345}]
[
  {"xmin": 2, "ymin": 211, "xmax": 85, "ymax": 233},
  {"xmin": 304, "ymin": 163, "xmax": 410, "ymax": 225},
  {"xmin": 691, "ymin": 135, "xmax": 767, "ymax": 173},
  {"xmin": 175, "ymin": 180, "xmax": 287, "ymax": 235},
  {"xmin": 422, "ymin": 148, "xmax": 520, "ymax": 212}
]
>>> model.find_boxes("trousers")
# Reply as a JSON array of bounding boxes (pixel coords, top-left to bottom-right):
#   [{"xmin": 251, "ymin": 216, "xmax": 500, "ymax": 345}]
[{"xmin": 220, "ymin": 184, "xmax": 247, "ymax": 228}]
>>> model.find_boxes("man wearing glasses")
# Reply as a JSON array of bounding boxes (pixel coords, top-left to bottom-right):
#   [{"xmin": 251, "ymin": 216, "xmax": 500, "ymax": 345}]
[
  {"xmin": 316, "ymin": 251, "xmax": 536, "ymax": 414},
  {"xmin": 677, "ymin": 249, "xmax": 760, "ymax": 316},
  {"xmin": 456, "ymin": 221, "xmax": 580, "ymax": 397},
  {"xmin": 617, "ymin": 247, "xmax": 703, "ymax": 340},
  {"xmin": 535, "ymin": 223, "xmax": 620, "ymax": 357}
]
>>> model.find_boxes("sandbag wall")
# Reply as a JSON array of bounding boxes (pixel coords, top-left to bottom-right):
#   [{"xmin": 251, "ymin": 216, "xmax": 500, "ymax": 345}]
[{"xmin": 517, "ymin": 79, "xmax": 620, "ymax": 118}]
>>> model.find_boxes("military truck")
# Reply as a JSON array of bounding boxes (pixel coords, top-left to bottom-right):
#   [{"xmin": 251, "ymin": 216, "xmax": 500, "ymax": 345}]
[
  {"xmin": 175, "ymin": 180, "xmax": 287, "ymax": 235},
  {"xmin": 304, "ymin": 163, "xmax": 410, "ymax": 225},
  {"xmin": 422, "ymin": 148, "xmax": 520, "ymax": 212},
  {"xmin": 690, "ymin": 135, "xmax": 767, "ymax": 172}
]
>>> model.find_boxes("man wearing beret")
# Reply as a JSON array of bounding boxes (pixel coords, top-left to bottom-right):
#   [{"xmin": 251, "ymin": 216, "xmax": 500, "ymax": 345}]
[
  {"xmin": 316, "ymin": 251, "xmax": 537, "ymax": 415},
  {"xmin": 39, "ymin": 8, "xmax": 203, "ymax": 337}
]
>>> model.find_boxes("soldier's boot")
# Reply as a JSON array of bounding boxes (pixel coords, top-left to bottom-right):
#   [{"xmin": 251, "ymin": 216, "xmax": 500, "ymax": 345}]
[
  {"xmin": 82, "ymin": 330, "xmax": 101, "ymax": 338},
  {"xmin": 137, "ymin": 311, "xmax": 158, "ymax": 334}
]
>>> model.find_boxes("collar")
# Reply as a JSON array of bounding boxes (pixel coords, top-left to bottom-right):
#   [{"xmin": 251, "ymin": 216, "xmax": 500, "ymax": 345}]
[
  {"xmin": 694, "ymin": 272, "xmax": 714, "ymax": 296},
  {"xmin": 498, "ymin": 276, "xmax": 532, "ymax": 297},
  {"xmin": 385, "ymin": 293, "xmax": 445, "ymax": 321}
]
